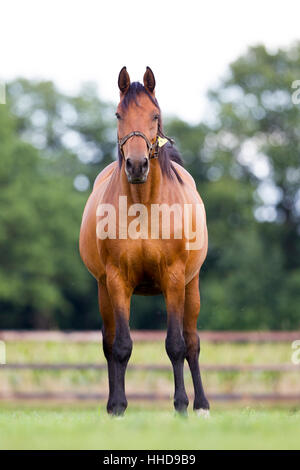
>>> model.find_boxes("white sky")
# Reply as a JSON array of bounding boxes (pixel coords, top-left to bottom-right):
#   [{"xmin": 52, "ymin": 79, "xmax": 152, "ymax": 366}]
[{"xmin": 2, "ymin": 0, "xmax": 300, "ymax": 123}]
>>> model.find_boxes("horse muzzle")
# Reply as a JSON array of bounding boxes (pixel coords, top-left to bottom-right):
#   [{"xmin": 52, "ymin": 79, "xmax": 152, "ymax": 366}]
[{"xmin": 125, "ymin": 157, "xmax": 149, "ymax": 184}]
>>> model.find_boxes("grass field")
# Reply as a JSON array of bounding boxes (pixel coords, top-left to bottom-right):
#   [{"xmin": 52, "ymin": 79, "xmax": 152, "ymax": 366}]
[
  {"xmin": 0, "ymin": 339, "xmax": 299, "ymax": 450},
  {"xmin": 0, "ymin": 405, "xmax": 299, "ymax": 450}
]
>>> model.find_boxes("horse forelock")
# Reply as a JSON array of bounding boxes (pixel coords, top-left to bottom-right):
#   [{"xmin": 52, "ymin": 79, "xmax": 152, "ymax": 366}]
[{"xmin": 120, "ymin": 82, "xmax": 159, "ymax": 111}]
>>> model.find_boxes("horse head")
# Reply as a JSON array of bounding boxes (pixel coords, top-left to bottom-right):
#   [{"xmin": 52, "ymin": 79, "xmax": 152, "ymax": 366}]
[{"xmin": 116, "ymin": 66, "xmax": 160, "ymax": 184}]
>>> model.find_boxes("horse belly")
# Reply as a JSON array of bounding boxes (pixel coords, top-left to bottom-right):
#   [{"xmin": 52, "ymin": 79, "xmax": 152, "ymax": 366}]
[
  {"xmin": 133, "ymin": 279, "xmax": 162, "ymax": 295},
  {"xmin": 132, "ymin": 238, "xmax": 186, "ymax": 294}
]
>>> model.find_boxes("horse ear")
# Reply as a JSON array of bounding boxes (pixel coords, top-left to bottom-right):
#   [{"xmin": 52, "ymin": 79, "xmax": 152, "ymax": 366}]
[
  {"xmin": 118, "ymin": 66, "xmax": 131, "ymax": 95},
  {"xmin": 143, "ymin": 66, "xmax": 156, "ymax": 93}
]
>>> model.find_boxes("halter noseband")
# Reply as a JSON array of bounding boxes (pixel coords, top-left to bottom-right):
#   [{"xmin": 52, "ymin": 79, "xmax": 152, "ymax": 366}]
[{"xmin": 118, "ymin": 131, "xmax": 159, "ymax": 160}]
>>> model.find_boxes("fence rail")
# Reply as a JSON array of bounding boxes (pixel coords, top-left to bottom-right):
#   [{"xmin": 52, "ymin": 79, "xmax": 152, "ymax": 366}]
[
  {"xmin": 1, "ymin": 392, "xmax": 300, "ymax": 403},
  {"xmin": 1, "ymin": 362, "xmax": 300, "ymax": 372},
  {"xmin": 1, "ymin": 330, "xmax": 299, "ymax": 404},
  {"xmin": 1, "ymin": 330, "xmax": 300, "ymax": 343}
]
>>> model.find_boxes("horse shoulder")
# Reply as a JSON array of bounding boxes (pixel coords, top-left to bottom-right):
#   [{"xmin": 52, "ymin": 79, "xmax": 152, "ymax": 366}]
[
  {"xmin": 172, "ymin": 162, "xmax": 197, "ymax": 189},
  {"xmin": 172, "ymin": 162, "xmax": 205, "ymax": 208},
  {"xmin": 80, "ymin": 162, "xmax": 118, "ymax": 279},
  {"xmin": 93, "ymin": 161, "xmax": 118, "ymax": 190}
]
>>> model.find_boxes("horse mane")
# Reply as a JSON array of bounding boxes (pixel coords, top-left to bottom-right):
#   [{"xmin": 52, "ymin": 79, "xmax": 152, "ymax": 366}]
[{"xmin": 118, "ymin": 82, "xmax": 184, "ymax": 184}]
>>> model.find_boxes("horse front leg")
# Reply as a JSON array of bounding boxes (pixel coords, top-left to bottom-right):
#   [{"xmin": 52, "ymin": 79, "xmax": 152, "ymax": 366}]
[
  {"xmin": 163, "ymin": 266, "xmax": 189, "ymax": 414},
  {"xmin": 98, "ymin": 282, "xmax": 116, "ymax": 414},
  {"xmin": 183, "ymin": 275, "xmax": 210, "ymax": 416},
  {"xmin": 106, "ymin": 268, "xmax": 133, "ymax": 416}
]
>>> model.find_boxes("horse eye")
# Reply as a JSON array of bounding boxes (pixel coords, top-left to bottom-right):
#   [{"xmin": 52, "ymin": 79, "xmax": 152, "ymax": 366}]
[
  {"xmin": 153, "ymin": 114, "xmax": 159, "ymax": 121},
  {"xmin": 115, "ymin": 113, "xmax": 121, "ymax": 120}
]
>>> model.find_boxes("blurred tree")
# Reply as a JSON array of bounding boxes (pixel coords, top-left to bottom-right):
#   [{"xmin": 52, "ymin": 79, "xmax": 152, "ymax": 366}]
[
  {"xmin": 7, "ymin": 79, "xmax": 115, "ymax": 181},
  {"xmin": 0, "ymin": 80, "xmax": 116, "ymax": 329},
  {"xmin": 170, "ymin": 43, "xmax": 300, "ymax": 329}
]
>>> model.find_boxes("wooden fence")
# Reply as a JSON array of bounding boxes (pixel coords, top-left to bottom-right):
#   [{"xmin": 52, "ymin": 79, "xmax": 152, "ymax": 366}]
[
  {"xmin": 1, "ymin": 330, "xmax": 299, "ymax": 404},
  {"xmin": 1, "ymin": 330, "xmax": 300, "ymax": 343}
]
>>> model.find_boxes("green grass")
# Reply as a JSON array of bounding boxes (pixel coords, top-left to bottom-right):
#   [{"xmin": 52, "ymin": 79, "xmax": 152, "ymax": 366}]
[
  {"xmin": 1, "ymin": 341, "xmax": 299, "ymax": 449},
  {"xmin": 0, "ymin": 406, "xmax": 299, "ymax": 450}
]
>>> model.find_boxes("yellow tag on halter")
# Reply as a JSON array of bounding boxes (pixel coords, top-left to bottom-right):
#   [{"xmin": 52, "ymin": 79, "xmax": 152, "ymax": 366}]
[{"xmin": 157, "ymin": 136, "xmax": 168, "ymax": 147}]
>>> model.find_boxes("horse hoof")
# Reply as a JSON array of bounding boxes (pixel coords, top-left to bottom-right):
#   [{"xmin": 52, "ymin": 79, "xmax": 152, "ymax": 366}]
[
  {"xmin": 108, "ymin": 410, "xmax": 126, "ymax": 418},
  {"xmin": 107, "ymin": 395, "xmax": 128, "ymax": 416},
  {"xmin": 175, "ymin": 408, "xmax": 188, "ymax": 418},
  {"xmin": 107, "ymin": 401, "xmax": 127, "ymax": 417},
  {"xmin": 174, "ymin": 395, "xmax": 189, "ymax": 415},
  {"xmin": 195, "ymin": 409, "xmax": 210, "ymax": 419},
  {"xmin": 112, "ymin": 414, "xmax": 125, "ymax": 420}
]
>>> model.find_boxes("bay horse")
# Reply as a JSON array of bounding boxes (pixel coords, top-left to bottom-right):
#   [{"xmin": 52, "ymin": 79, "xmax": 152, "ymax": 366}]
[{"xmin": 79, "ymin": 67, "xmax": 209, "ymax": 416}]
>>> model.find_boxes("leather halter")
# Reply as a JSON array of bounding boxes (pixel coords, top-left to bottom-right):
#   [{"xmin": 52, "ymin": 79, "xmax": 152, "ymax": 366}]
[{"xmin": 118, "ymin": 131, "xmax": 159, "ymax": 160}]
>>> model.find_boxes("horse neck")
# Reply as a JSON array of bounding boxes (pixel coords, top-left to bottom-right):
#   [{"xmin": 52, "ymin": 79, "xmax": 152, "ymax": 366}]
[{"xmin": 120, "ymin": 159, "xmax": 162, "ymax": 205}]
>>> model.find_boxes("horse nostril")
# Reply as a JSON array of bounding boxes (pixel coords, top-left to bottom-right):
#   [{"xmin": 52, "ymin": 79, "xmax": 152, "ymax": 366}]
[
  {"xmin": 126, "ymin": 158, "xmax": 133, "ymax": 172},
  {"xmin": 126, "ymin": 157, "xmax": 148, "ymax": 181}
]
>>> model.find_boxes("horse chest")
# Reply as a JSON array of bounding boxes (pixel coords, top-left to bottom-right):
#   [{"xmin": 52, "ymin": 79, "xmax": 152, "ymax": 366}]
[
  {"xmin": 119, "ymin": 238, "xmax": 163, "ymax": 274},
  {"xmin": 115, "ymin": 238, "xmax": 185, "ymax": 293}
]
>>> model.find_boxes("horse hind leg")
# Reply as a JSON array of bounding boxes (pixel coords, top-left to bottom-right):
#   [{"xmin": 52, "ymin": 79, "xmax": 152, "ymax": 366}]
[{"xmin": 183, "ymin": 275, "xmax": 210, "ymax": 416}]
